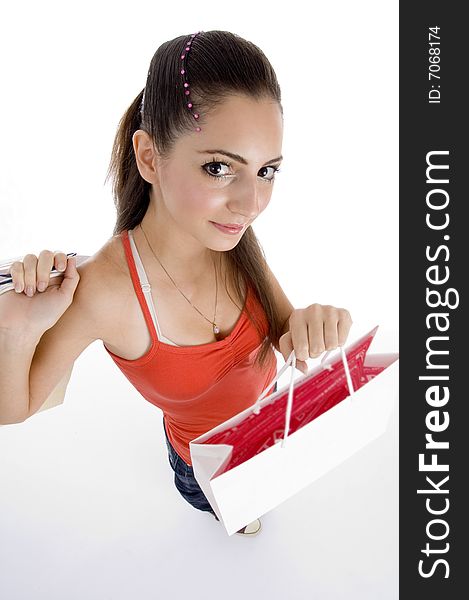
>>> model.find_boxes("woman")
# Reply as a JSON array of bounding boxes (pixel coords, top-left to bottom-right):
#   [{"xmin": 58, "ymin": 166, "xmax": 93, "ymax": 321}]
[{"xmin": 0, "ymin": 30, "xmax": 352, "ymax": 536}]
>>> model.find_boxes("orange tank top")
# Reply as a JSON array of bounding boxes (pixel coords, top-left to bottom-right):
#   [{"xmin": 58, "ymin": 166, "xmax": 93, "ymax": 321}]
[{"xmin": 103, "ymin": 229, "xmax": 278, "ymax": 466}]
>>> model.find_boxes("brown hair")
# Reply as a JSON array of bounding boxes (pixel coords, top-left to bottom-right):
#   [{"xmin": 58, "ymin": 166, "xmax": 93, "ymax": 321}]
[{"xmin": 105, "ymin": 30, "xmax": 287, "ymax": 370}]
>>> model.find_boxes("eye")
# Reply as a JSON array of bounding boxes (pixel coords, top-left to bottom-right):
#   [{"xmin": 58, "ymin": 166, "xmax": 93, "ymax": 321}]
[
  {"xmin": 201, "ymin": 159, "xmax": 281, "ymax": 184},
  {"xmin": 202, "ymin": 161, "xmax": 232, "ymax": 179},
  {"xmin": 258, "ymin": 165, "xmax": 281, "ymax": 183}
]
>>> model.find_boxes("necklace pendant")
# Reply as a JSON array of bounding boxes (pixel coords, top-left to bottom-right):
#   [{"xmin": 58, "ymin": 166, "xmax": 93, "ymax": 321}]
[{"xmin": 213, "ymin": 324, "xmax": 220, "ymax": 335}]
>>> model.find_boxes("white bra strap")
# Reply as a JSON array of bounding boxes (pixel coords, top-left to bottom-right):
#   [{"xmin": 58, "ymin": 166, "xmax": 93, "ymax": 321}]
[{"xmin": 128, "ymin": 229, "xmax": 161, "ymax": 336}]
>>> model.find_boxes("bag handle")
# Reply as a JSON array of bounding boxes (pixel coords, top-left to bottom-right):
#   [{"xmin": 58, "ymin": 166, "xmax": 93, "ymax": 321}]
[
  {"xmin": 321, "ymin": 347, "xmax": 355, "ymax": 400},
  {"xmin": 252, "ymin": 346, "xmax": 354, "ymax": 449}
]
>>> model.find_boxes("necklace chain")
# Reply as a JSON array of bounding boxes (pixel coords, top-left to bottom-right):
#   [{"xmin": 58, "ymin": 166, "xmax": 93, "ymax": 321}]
[{"xmin": 138, "ymin": 223, "xmax": 222, "ymax": 339}]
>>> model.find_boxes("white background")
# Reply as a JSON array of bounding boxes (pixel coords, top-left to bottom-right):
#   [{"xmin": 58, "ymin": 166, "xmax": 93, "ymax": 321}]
[{"xmin": 0, "ymin": 1, "xmax": 399, "ymax": 599}]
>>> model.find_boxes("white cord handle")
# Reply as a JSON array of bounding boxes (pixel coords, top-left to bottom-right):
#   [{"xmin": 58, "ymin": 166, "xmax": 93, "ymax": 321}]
[
  {"xmin": 321, "ymin": 346, "xmax": 355, "ymax": 399},
  {"xmin": 251, "ymin": 345, "xmax": 354, "ymax": 449}
]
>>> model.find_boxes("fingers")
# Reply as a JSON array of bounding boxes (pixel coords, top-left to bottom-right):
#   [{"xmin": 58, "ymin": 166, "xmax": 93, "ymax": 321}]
[
  {"xmin": 323, "ymin": 307, "xmax": 339, "ymax": 351},
  {"xmin": 288, "ymin": 310, "xmax": 310, "ymax": 362},
  {"xmin": 337, "ymin": 309, "xmax": 353, "ymax": 346},
  {"xmin": 23, "ymin": 254, "xmax": 40, "ymax": 296},
  {"xmin": 58, "ymin": 256, "xmax": 80, "ymax": 296},
  {"xmin": 278, "ymin": 329, "xmax": 309, "ymax": 374},
  {"xmin": 306, "ymin": 305, "xmax": 326, "ymax": 358},
  {"xmin": 53, "ymin": 252, "xmax": 68, "ymax": 274},
  {"xmin": 287, "ymin": 305, "xmax": 353, "ymax": 363},
  {"xmin": 290, "ymin": 304, "xmax": 327, "ymax": 359},
  {"xmin": 39, "ymin": 251, "xmax": 69, "ymax": 292},
  {"xmin": 37, "ymin": 251, "xmax": 65, "ymax": 292},
  {"xmin": 10, "ymin": 250, "xmax": 69, "ymax": 296}
]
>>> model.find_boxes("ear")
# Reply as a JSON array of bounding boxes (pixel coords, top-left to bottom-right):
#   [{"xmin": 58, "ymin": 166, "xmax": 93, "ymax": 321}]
[{"xmin": 132, "ymin": 129, "xmax": 161, "ymax": 185}]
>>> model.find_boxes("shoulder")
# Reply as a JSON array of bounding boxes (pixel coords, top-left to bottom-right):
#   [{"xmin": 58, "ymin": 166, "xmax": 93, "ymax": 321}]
[
  {"xmin": 75, "ymin": 231, "xmax": 132, "ymax": 341},
  {"xmin": 94, "ymin": 231, "xmax": 130, "ymax": 281},
  {"xmin": 76, "ymin": 232, "xmax": 125, "ymax": 287}
]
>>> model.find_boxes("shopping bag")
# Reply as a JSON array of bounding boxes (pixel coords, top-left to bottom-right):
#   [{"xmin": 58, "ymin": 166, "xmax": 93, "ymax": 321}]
[{"xmin": 189, "ymin": 325, "xmax": 399, "ymax": 536}]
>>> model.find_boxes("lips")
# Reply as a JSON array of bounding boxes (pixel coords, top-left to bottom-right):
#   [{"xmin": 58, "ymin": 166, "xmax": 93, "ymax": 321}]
[{"xmin": 210, "ymin": 221, "xmax": 245, "ymax": 234}]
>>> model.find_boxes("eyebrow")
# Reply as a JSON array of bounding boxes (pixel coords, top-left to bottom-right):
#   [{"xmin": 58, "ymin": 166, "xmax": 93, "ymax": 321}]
[{"xmin": 197, "ymin": 149, "xmax": 283, "ymax": 166}]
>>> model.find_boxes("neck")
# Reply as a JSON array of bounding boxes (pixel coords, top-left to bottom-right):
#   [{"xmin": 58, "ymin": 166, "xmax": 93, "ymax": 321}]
[
  {"xmin": 136, "ymin": 207, "xmax": 225, "ymax": 288},
  {"xmin": 132, "ymin": 211, "xmax": 245, "ymax": 313}
]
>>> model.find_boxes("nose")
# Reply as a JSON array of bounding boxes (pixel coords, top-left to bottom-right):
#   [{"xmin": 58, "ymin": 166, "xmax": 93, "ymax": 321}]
[{"xmin": 227, "ymin": 179, "xmax": 268, "ymax": 222}]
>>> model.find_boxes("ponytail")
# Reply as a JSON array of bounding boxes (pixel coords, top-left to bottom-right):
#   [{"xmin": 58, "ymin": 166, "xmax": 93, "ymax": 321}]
[{"xmin": 105, "ymin": 89, "xmax": 151, "ymax": 236}]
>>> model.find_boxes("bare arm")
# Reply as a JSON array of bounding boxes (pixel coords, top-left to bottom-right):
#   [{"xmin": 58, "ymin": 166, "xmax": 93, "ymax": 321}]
[
  {"xmin": 0, "ymin": 257, "xmax": 102, "ymax": 424},
  {"xmin": 0, "ymin": 328, "xmax": 42, "ymax": 424}
]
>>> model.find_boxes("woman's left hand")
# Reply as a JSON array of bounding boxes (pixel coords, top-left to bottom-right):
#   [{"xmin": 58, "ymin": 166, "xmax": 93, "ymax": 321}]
[{"xmin": 278, "ymin": 304, "xmax": 353, "ymax": 375}]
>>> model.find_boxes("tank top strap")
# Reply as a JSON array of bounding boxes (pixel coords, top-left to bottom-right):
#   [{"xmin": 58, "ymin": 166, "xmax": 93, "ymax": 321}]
[{"xmin": 120, "ymin": 229, "xmax": 159, "ymax": 345}]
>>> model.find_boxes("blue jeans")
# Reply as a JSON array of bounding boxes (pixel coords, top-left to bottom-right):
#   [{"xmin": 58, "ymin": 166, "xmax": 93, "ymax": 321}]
[
  {"xmin": 163, "ymin": 381, "xmax": 278, "ymax": 517},
  {"xmin": 163, "ymin": 416, "xmax": 217, "ymax": 517}
]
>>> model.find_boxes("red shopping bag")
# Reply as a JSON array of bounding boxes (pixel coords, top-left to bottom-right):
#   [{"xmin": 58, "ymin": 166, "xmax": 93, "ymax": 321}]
[{"xmin": 204, "ymin": 326, "xmax": 385, "ymax": 474}]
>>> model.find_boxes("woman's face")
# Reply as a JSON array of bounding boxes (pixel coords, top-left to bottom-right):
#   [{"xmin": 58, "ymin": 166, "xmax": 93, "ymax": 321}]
[{"xmin": 153, "ymin": 94, "xmax": 284, "ymax": 252}]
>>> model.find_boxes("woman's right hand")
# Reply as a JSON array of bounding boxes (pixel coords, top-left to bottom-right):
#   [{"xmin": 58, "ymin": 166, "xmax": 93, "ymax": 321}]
[{"xmin": 0, "ymin": 251, "xmax": 80, "ymax": 336}]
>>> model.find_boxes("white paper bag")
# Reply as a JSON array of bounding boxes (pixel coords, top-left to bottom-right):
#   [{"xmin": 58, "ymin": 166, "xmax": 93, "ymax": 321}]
[{"xmin": 189, "ymin": 326, "xmax": 399, "ymax": 536}]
